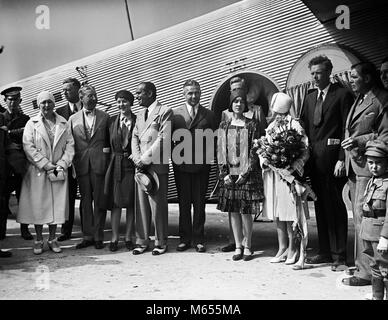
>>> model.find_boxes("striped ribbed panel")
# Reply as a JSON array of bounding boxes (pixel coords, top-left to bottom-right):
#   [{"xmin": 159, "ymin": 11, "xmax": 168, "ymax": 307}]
[{"xmin": 1, "ymin": 0, "xmax": 384, "ymax": 201}]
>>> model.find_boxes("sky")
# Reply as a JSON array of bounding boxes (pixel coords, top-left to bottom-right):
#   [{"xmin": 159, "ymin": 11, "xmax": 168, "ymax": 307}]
[{"xmin": 0, "ymin": 0, "xmax": 241, "ymax": 86}]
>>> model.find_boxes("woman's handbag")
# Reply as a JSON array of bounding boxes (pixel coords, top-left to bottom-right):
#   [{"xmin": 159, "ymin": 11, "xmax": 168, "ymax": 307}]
[{"xmin": 47, "ymin": 168, "xmax": 65, "ymax": 182}]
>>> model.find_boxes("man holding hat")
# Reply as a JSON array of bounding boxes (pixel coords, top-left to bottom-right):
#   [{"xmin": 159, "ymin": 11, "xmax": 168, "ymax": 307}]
[
  {"xmin": 358, "ymin": 140, "xmax": 388, "ymax": 299},
  {"xmin": 132, "ymin": 81, "xmax": 172, "ymax": 255},
  {"xmin": 0, "ymin": 86, "xmax": 33, "ymax": 240}
]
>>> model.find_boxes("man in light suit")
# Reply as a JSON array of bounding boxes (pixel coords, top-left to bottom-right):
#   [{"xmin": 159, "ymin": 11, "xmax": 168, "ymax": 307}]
[
  {"xmin": 132, "ymin": 81, "xmax": 172, "ymax": 255},
  {"xmin": 341, "ymin": 61, "xmax": 388, "ymax": 286},
  {"xmin": 172, "ymin": 80, "xmax": 216, "ymax": 253},
  {"xmin": 300, "ymin": 55, "xmax": 354, "ymax": 271},
  {"xmin": 56, "ymin": 78, "xmax": 83, "ymax": 241},
  {"xmin": 68, "ymin": 85, "xmax": 110, "ymax": 250}
]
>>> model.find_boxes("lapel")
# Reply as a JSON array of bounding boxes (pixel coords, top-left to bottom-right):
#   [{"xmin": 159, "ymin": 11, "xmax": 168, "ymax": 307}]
[
  {"xmin": 189, "ymin": 104, "xmax": 205, "ymax": 129},
  {"xmin": 91, "ymin": 109, "xmax": 103, "ymax": 139},
  {"xmin": 139, "ymin": 101, "xmax": 162, "ymax": 139},
  {"xmin": 320, "ymin": 85, "xmax": 336, "ymax": 118},
  {"xmin": 177, "ymin": 104, "xmax": 191, "ymax": 128},
  {"xmin": 350, "ymin": 93, "xmax": 374, "ymax": 126},
  {"xmin": 65, "ymin": 103, "xmax": 72, "ymax": 119},
  {"xmin": 73, "ymin": 110, "xmax": 87, "ymax": 140},
  {"xmin": 33, "ymin": 115, "xmax": 51, "ymax": 149},
  {"xmin": 52, "ymin": 113, "xmax": 67, "ymax": 150}
]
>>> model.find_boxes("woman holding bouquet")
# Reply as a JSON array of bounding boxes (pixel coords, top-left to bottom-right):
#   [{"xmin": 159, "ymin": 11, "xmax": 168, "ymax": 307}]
[
  {"xmin": 217, "ymin": 89, "xmax": 264, "ymax": 261},
  {"xmin": 259, "ymin": 92, "xmax": 311, "ymax": 268}
]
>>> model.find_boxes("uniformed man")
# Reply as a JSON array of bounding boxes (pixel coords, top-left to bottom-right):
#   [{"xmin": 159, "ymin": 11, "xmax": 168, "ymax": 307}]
[
  {"xmin": 359, "ymin": 140, "xmax": 388, "ymax": 299},
  {"xmin": 0, "ymin": 86, "xmax": 33, "ymax": 240}
]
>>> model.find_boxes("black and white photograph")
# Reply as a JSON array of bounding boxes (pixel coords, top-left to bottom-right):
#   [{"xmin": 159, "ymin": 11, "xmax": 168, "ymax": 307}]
[{"xmin": 1, "ymin": 0, "xmax": 388, "ymax": 309}]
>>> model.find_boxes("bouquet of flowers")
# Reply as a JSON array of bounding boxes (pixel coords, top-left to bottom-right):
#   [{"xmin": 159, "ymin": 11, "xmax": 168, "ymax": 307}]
[{"xmin": 254, "ymin": 117, "xmax": 305, "ymax": 169}]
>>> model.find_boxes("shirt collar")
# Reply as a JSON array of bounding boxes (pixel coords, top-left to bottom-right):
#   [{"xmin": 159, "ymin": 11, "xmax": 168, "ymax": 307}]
[
  {"xmin": 185, "ymin": 103, "xmax": 199, "ymax": 114},
  {"xmin": 69, "ymin": 101, "xmax": 81, "ymax": 112},
  {"xmin": 147, "ymin": 100, "xmax": 158, "ymax": 116},
  {"xmin": 318, "ymin": 83, "xmax": 331, "ymax": 99},
  {"xmin": 83, "ymin": 108, "xmax": 96, "ymax": 116}
]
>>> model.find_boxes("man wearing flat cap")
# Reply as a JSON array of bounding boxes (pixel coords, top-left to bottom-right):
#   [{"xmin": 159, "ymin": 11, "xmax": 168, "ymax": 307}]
[
  {"xmin": 359, "ymin": 140, "xmax": 388, "ymax": 299},
  {"xmin": 0, "ymin": 86, "xmax": 33, "ymax": 240}
]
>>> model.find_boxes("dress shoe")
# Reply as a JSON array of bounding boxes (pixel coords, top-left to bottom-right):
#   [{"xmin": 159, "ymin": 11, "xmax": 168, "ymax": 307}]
[
  {"xmin": 270, "ymin": 249, "xmax": 288, "ymax": 263},
  {"xmin": 0, "ymin": 249, "xmax": 12, "ymax": 258},
  {"xmin": 232, "ymin": 247, "xmax": 243, "ymax": 261},
  {"xmin": 125, "ymin": 240, "xmax": 134, "ymax": 251},
  {"xmin": 285, "ymin": 251, "xmax": 299, "ymax": 265},
  {"xmin": 195, "ymin": 244, "xmax": 206, "ymax": 253},
  {"xmin": 75, "ymin": 239, "xmax": 95, "ymax": 249},
  {"xmin": 305, "ymin": 254, "xmax": 333, "ymax": 264},
  {"xmin": 152, "ymin": 245, "xmax": 168, "ymax": 255},
  {"xmin": 109, "ymin": 241, "xmax": 119, "ymax": 252},
  {"xmin": 57, "ymin": 234, "xmax": 71, "ymax": 242},
  {"xmin": 94, "ymin": 241, "xmax": 104, "ymax": 249},
  {"xmin": 47, "ymin": 239, "xmax": 62, "ymax": 253},
  {"xmin": 221, "ymin": 243, "xmax": 236, "ymax": 252},
  {"xmin": 342, "ymin": 276, "xmax": 371, "ymax": 286},
  {"xmin": 132, "ymin": 245, "xmax": 148, "ymax": 255},
  {"xmin": 345, "ymin": 267, "xmax": 357, "ymax": 276},
  {"xmin": 331, "ymin": 260, "xmax": 347, "ymax": 272},
  {"xmin": 21, "ymin": 230, "xmax": 33, "ymax": 241},
  {"xmin": 33, "ymin": 240, "xmax": 44, "ymax": 255},
  {"xmin": 243, "ymin": 248, "xmax": 253, "ymax": 261},
  {"xmin": 176, "ymin": 243, "xmax": 190, "ymax": 252}
]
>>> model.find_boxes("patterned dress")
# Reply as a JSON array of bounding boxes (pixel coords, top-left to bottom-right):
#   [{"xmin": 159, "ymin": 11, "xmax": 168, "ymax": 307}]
[{"xmin": 217, "ymin": 117, "xmax": 264, "ymax": 214}]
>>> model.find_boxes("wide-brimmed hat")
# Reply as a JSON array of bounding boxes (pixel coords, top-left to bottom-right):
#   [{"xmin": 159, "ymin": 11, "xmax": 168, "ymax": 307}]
[
  {"xmin": 135, "ymin": 169, "xmax": 159, "ymax": 195},
  {"xmin": 271, "ymin": 92, "xmax": 293, "ymax": 114}
]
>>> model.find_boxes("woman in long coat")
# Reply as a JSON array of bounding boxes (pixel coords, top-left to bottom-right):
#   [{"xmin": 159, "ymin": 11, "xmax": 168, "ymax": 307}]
[
  {"xmin": 104, "ymin": 90, "xmax": 136, "ymax": 252},
  {"xmin": 17, "ymin": 91, "xmax": 74, "ymax": 254}
]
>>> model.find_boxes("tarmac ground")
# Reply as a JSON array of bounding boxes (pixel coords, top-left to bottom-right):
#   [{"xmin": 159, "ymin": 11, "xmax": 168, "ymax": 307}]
[{"xmin": 0, "ymin": 196, "xmax": 371, "ymax": 300}]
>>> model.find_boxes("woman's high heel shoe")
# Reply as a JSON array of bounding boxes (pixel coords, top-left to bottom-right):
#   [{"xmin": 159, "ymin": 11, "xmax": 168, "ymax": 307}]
[
  {"xmin": 270, "ymin": 249, "xmax": 288, "ymax": 263},
  {"xmin": 285, "ymin": 251, "xmax": 298, "ymax": 265},
  {"xmin": 232, "ymin": 247, "xmax": 243, "ymax": 261}
]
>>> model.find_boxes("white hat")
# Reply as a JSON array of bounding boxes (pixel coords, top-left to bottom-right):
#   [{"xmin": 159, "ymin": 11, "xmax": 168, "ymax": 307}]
[
  {"xmin": 271, "ymin": 92, "xmax": 293, "ymax": 114},
  {"xmin": 37, "ymin": 90, "xmax": 55, "ymax": 106}
]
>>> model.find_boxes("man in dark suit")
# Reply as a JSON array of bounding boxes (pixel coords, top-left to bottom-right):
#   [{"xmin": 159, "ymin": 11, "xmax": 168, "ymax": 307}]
[
  {"xmin": 300, "ymin": 55, "xmax": 354, "ymax": 271},
  {"xmin": 380, "ymin": 57, "xmax": 388, "ymax": 91},
  {"xmin": 56, "ymin": 78, "xmax": 82, "ymax": 241},
  {"xmin": 1, "ymin": 86, "xmax": 32, "ymax": 240},
  {"xmin": 131, "ymin": 81, "xmax": 172, "ymax": 255},
  {"xmin": 341, "ymin": 62, "xmax": 388, "ymax": 286},
  {"xmin": 172, "ymin": 80, "xmax": 216, "ymax": 253},
  {"xmin": 68, "ymin": 85, "xmax": 110, "ymax": 250}
]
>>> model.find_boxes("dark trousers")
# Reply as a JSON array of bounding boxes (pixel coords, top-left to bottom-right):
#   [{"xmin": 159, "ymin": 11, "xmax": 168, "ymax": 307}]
[
  {"xmin": 174, "ymin": 167, "xmax": 210, "ymax": 245},
  {"xmin": 310, "ymin": 172, "xmax": 348, "ymax": 261},
  {"xmin": 0, "ymin": 181, "xmax": 6, "ymax": 239},
  {"xmin": 348, "ymin": 173, "xmax": 372, "ymax": 281},
  {"xmin": 61, "ymin": 170, "xmax": 81, "ymax": 236},
  {"xmin": 78, "ymin": 172, "xmax": 107, "ymax": 241}
]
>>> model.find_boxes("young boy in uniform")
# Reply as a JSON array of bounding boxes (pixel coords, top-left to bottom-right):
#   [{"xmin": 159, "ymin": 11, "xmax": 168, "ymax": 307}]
[{"xmin": 360, "ymin": 140, "xmax": 388, "ymax": 299}]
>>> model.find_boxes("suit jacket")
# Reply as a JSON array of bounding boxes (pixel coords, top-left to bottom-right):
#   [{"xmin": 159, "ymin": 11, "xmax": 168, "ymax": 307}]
[
  {"xmin": 344, "ymin": 87, "xmax": 388, "ymax": 177},
  {"xmin": 171, "ymin": 104, "xmax": 216, "ymax": 173},
  {"xmin": 68, "ymin": 108, "xmax": 110, "ymax": 177},
  {"xmin": 56, "ymin": 102, "xmax": 81, "ymax": 121},
  {"xmin": 300, "ymin": 83, "xmax": 354, "ymax": 175},
  {"xmin": 0, "ymin": 113, "xmax": 6, "ymax": 182},
  {"xmin": 131, "ymin": 100, "xmax": 172, "ymax": 175}
]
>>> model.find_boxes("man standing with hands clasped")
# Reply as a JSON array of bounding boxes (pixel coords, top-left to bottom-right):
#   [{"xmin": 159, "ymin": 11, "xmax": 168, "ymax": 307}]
[
  {"xmin": 341, "ymin": 62, "xmax": 388, "ymax": 286},
  {"xmin": 300, "ymin": 55, "xmax": 354, "ymax": 271}
]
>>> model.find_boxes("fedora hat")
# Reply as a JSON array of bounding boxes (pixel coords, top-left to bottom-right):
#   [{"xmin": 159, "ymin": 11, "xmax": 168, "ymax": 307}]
[{"xmin": 135, "ymin": 169, "xmax": 159, "ymax": 195}]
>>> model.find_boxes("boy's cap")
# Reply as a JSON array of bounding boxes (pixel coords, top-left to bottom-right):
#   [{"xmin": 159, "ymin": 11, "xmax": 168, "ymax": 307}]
[{"xmin": 365, "ymin": 140, "xmax": 388, "ymax": 158}]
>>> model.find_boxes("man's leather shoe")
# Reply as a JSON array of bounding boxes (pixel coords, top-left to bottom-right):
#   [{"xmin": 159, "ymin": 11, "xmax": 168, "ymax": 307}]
[
  {"xmin": 125, "ymin": 240, "xmax": 134, "ymax": 251},
  {"xmin": 109, "ymin": 241, "xmax": 119, "ymax": 252},
  {"xmin": 305, "ymin": 254, "xmax": 333, "ymax": 264},
  {"xmin": 132, "ymin": 245, "xmax": 148, "ymax": 255},
  {"xmin": 221, "ymin": 243, "xmax": 236, "ymax": 252},
  {"xmin": 195, "ymin": 244, "xmax": 206, "ymax": 253},
  {"xmin": 57, "ymin": 234, "xmax": 71, "ymax": 242},
  {"xmin": 331, "ymin": 260, "xmax": 347, "ymax": 272},
  {"xmin": 152, "ymin": 245, "xmax": 168, "ymax": 255},
  {"xmin": 176, "ymin": 243, "xmax": 190, "ymax": 252},
  {"xmin": 94, "ymin": 241, "xmax": 104, "ymax": 249},
  {"xmin": 76, "ymin": 239, "xmax": 95, "ymax": 249},
  {"xmin": 21, "ymin": 230, "xmax": 33, "ymax": 240},
  {"xmin": 342, "ymin": 276, "xmax": 371, "ymax": 286},
  {"xmin": 0, "ymin": 250, "xmax": 12, "ymax": 258}
]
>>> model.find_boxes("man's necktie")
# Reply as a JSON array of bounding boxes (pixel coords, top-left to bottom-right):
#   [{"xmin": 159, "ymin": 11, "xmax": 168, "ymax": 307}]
[
  {"xmin": 85, "ymin": 110, "xmax": 92, "ymax": 115},
  {"xmin": 144, "ymin": 108, "xmax": 148, "ymax": 121},
  {"xmin": 313, "ymin": 91, "xmax": 324, "ymax": 127},
  {"xmin": 190, "ymin": 107, "xmax": 195, "ymax": 120},
  {"xmin": 73, "ymin": 105, "xmax": 78, "ymax": 113}
]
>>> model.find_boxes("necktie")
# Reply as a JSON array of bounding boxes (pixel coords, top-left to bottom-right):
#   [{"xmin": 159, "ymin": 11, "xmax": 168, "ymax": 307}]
[
  {"xmin": 85, "ymin": 110, "xmax": 92, "ymax": 115},
  {"xmin": 144, "ymin": 108, "xmax": 148, "ymax": 121},
  {"xmin": 313, "ymin": 91, "xmax": 324, "ymax": 126},
  {"xmin": 358, "ymin": 94, "xmax": 364, "ymax": 105},
  {"xmin": 190, "ymin": 106, "xmax": 195, "ymax": 120},
  {"xmin": 73, "ymin": 104, "xmax": 78, "ymax": 113}
]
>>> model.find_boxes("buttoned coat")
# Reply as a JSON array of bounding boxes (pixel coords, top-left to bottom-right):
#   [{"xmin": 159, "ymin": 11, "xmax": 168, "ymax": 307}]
[
  {"xmin": 17, "ymin": 113, "xmax": 75, "ymax": 224},
  {"xmin": 171, "ymin": 104, "xmax": 216, "ymax": 173},
  {"xmin": 344, "ymin": 87, "xmax": 388, "ymax": 177},
  {"xmin": 131, "ymin": 100, "xmax": 173, "ymax": 174},
  {"xmin": 68, "ymin": 108, "xmax": 110, "ymax": 177}
]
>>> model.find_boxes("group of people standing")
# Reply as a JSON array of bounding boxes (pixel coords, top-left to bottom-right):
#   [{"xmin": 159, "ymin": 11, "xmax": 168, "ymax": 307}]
[{"xmin": 1, "ymin": 54, "xmax": 388, "ymax": 299}]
